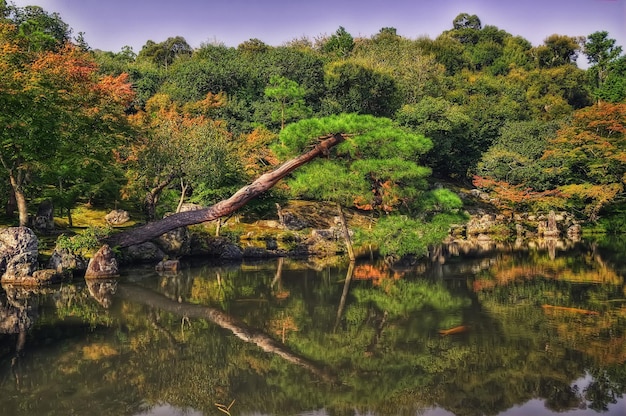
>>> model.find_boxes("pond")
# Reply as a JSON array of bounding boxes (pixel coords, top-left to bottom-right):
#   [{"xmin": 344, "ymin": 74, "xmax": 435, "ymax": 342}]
[{"xmin": 1, "ymin": 238, "xmax": 626, "ymax": 416}]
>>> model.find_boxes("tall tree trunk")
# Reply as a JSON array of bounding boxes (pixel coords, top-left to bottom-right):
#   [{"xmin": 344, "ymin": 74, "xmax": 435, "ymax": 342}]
[
  {"xmin": 105, "ymin": 133, "xmax": 346, "ymax": 248},
  {"xmin": 5, "ymin": 183, "xmax": 16, "ymax": 217},
  {"xmin": 8, "ymin": 174, "xmax": 28, "ymax": 227},
  {"xmin": 336, "ymin": 203, "xmax": 355, "ymax": 261}
]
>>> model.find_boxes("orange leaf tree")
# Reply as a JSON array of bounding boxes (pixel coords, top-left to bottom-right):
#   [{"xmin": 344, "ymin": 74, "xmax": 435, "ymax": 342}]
[
  {"xmin": 0, "ymin": 22, "xmax": 134, "ymax": 225},
  {"xmin": 123, "ymin": 93, "xmax": 240, "ymax": 221},
  {"xmin": 472, "ymin": 175, "xmax": 564, "ymax": 215},
  {"xmin": 541, "ymin": 102, "xmax": 626, "ymax": 220}
]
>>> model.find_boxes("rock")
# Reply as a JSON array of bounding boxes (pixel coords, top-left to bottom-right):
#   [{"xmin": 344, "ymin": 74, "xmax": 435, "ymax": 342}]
[
  {"xmin": 265, "ymin": 238, "xmax": 278, "ymax": 250},
  {"xmin": 32, "ymin": 199, "xmax": 54, "ymax": 233},
  {"xmin": 155, "ymin": 259, "xmax": 180, "ymax": 272},
  {"xmin": 0, "ymin": 227, "xmax": 39, "ymax": 282},
  {"xmin": 311, "ymin": 229, "xmax": 337, "ymax": 241},
  {"xmin": 47, "ymin": 247, "xmax": 88, "ymax": 275},
  {"xmin": 119, "ymin": 242, "xmax": 165, "ymax": 264},
  {"xmin": 1, "ymin": 269, "xmax": 64, "ymax": 286},
  {"xmin": 155, "ymin": 227, "xmax": 190, "ymax": 257},
  {"xmin": 85, "ymin": 245, "xmax": 119, "ymax": 279},
  {"xmin": 204, "ymin": 237, "xmax": 243, "ymax": 260},
  {"xmin": 279, "ymin": 211, "xmax": 308, "ymax": 230},
  {"xmin": 105, "ymin": 209, "xmax": 130, "ymax": 225},
  {"xmin": 567, "ymin": 224, "xmax": 582, "ymax": 241}
]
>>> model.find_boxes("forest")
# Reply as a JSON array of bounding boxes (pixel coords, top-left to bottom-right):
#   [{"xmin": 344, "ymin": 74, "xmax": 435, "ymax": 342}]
[{"xmin": 1, "ymin": 2, "xmax": 626, "ymax": 259}]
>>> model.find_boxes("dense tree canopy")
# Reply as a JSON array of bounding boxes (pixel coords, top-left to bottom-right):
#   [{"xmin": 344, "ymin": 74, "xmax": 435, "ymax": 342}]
[{"xmin": 2, "ymin": 1, "xmax": 626, "ymax": 246}]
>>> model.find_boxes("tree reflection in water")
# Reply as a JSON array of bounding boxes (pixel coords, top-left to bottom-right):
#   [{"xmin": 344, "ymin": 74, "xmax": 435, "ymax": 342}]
[{"xmin": 0, "ymin": 240, "xmax": 625, "ymax": 416}]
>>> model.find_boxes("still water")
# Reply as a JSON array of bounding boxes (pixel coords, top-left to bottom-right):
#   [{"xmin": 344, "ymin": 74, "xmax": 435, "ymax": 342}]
[{"xmin": 1, "ymin": 238, "xmax": 626, "ymax": 416}]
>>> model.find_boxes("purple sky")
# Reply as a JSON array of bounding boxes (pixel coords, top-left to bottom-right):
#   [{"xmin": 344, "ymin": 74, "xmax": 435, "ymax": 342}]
[{"xmin": 9, "ymin": 0, "xmax": 626, "ymax": 62}]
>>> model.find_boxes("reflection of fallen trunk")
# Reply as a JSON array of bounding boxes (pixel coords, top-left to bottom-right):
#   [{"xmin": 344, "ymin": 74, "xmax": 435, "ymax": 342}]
[{"xmin": 117, "ymin": 284, "xmax": 337, "ymax": 384}]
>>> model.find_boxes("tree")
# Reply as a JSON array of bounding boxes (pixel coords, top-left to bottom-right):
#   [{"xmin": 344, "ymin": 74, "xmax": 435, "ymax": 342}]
[
  {"xmin": 452, "ymin": 13, "xmax": 482, "ymax": 30},
  {"xmin": 124, "ymin": 93, "xmax": 236, "ymax": 221},
  {"xmin": 323, "ymin": 62, "xmax": 401, "ymax": 117},
  {"xmin": 476, "ymin": 120, "xmax": 561, "ymax": 189},
  {"xmin": 353, "ymin": 35, "xmax": 445, "ymax": 104},
  {"xmin": 533, "ymin": 34, "xmax": 581, "ymax": 68},
  {"xmin": 137, "ymin": 36, "xmax": 191, "ymax": 69},
  {"xmin": 104, "ymin": 113, "xmax": 462, "ymax": 258},
  {"xmin": 583, "ymin": 31, "xmax": 625, "ymax": 102},
  {"xmin": 3, "ymin": 3, "xmax": 71, "ymax": 51},
  {"xmin": 104, "ymin": 127, "xmax": 349, "ymax": 248},
  {"xmin": 541, "ymin": 102, "xmax": 626, "ymax": 220},
  {"xmin": 0, "ymin": 26, "xmax": 133, "ymax": 225},
  {"xmin": 278, "ymin": 114, "xmax": 462, "ymax": 259},
  {"xmin": 264, "ymin": 75, "xmax": 310, "ymax": 130},
  {"xmin": 472, "ymin": 176, "xmax": 564, "ymax": 215},
  {"xmin": 396, "ymin": 97, "xmax": 471, "ymax": 178},
  {"xmin": 321, "ymin": 26, "xmax": 354, "ymax": 58}
]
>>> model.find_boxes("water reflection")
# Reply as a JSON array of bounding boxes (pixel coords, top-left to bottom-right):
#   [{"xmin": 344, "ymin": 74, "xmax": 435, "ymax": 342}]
[{"xmin": 0, "ymin": 239, "xmax": 625, "ymax": 415}]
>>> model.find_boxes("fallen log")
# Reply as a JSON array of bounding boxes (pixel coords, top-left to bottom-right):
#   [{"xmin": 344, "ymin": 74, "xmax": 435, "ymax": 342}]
[{"xmin": 104, "ymin": 133, "xmax": 346, "ymax": 248}]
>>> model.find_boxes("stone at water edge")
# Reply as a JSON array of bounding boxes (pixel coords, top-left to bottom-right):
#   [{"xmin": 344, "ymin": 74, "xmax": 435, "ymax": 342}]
[
  {"xmin": 155, "ymin": 259, "xmax": 180, "ymax": 273},
  {"xmin": 85, "ymin": 244, "xmax": 119, "ymax": 279},
  {"xmin": 0, "ymin": 227, "xmax": 39, "ymax": 281}
]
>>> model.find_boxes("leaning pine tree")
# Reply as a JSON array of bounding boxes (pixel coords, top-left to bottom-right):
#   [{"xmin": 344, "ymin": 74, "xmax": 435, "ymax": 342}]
[
  {"xmin": 276, "ymin": 113, "xmax": 464, "ymax": 260},
  {"xmin": 105, "ymin": 113, "xmax": 463, "ymax": 260}
]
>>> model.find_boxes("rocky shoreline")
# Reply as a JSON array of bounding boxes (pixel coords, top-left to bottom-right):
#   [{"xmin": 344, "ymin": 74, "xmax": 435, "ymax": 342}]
[{"xmin": 0, "ymin": 197, "xmax": 588, "ymax": 285}]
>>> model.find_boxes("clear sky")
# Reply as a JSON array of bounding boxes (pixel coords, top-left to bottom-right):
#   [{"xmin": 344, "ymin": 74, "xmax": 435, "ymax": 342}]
[{"xmin": 8, "ymin": 0, "xmax": 626, "ymax": 61}]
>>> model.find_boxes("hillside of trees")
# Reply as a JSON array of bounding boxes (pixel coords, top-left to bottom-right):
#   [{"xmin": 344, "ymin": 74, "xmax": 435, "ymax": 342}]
[{"xmin": 1, "ymin": 2, "xmax": 626, "ymax": 258}]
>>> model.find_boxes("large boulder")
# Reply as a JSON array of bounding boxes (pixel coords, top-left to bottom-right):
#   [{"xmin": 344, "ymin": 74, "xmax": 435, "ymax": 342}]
[
  {"xmin": 104, "ymin": 209, "xmax": 130, "ymax": 225},
  {"xmin": 203, "ymin": 237, "xmax": 243, "ymax": 260},
  {"xmin": 85, "ymin": 245, "xmax": 119, "ymax": 279},
  {"xmin": 0, "ymin": 227, "xmax": 39, "ymax": 282},
  {"xmin": 154, "ymin": 227, "xmax": 191, "ymax": 257},
  {"xmin": 118, "ymin": 242, "xmax": 165, "ymax": 265}
]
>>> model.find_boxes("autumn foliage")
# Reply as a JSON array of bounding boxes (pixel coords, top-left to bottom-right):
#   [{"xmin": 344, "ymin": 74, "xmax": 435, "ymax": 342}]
[{"xmin": 472, "ymin": 175, "xmax": 564, "ymax": 214}]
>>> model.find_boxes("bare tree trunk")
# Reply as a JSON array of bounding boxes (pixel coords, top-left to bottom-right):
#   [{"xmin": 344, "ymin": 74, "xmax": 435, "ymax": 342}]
[
  {"xmin": 9, "ymin": 175, "xmax": 28, "ymax": 227},
  {"xmin": 105, "ymin": 133, "xmax": 346, "ymax": 248},
  {"xmin": 175, "ymin": 178, "xmax": 188, "ymax": 213},
  {"xmin": 117, "ymin": 283, "xmax": 337, "ymax": 384},
  {"xmin": 215, "ymin": 218, "xmax": 221, "ymax": 237},
  {"xmin": 0, "ymin": 156, "xmax": 27, "ymax": 226},
  {"xmin": 336, "ymin": 203, "xmax": 355, "ymax": 261}
]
